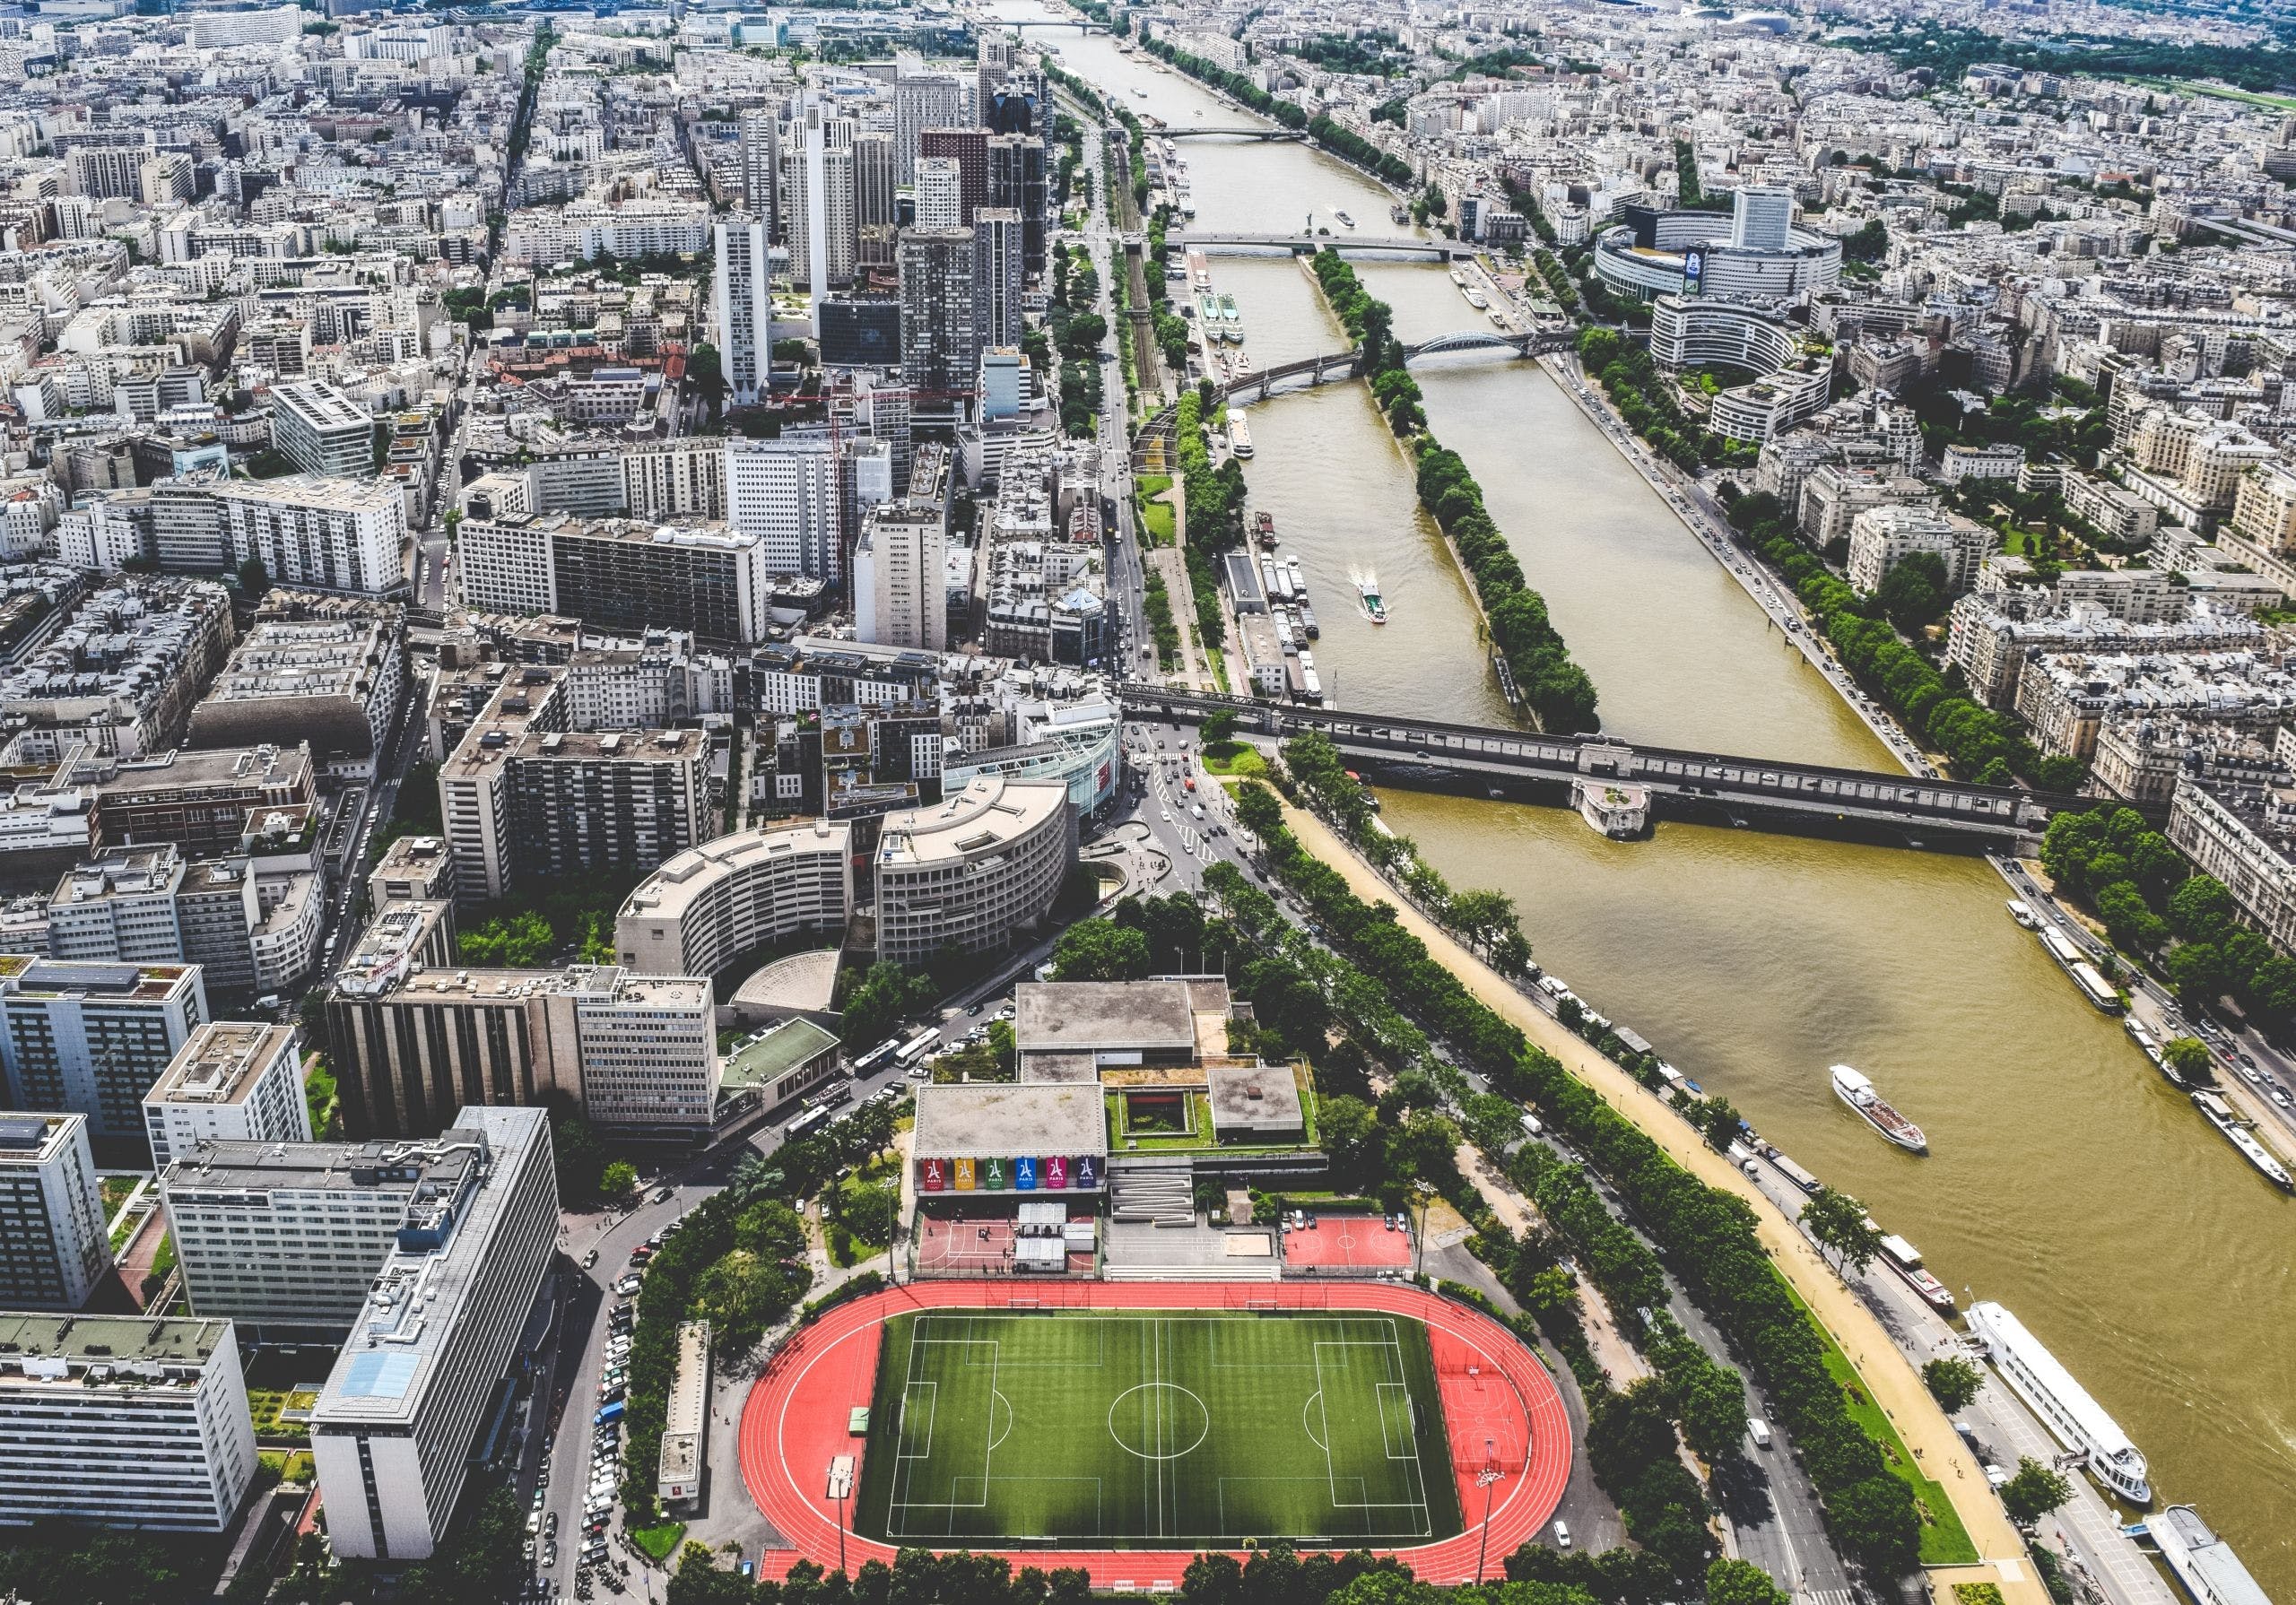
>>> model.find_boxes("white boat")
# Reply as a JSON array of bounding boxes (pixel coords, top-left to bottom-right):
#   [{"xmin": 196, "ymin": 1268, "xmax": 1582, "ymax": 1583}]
[
  {"xmin": 2191, "ymin": 1090, "xmax": 2295, "ymax": 1191},
  {"xmin": 1831, "ymin": 1064, "xmax": 1926, "ymax": 1152},
  {"xmin": 1352, "ymin": 566, "xmax": 1387, "ymax": 624},
  {"xmin": 1333, "ymin": 208, "xmax": 1355, "ymax": 229},
  {"xmin": 2149, "ymin": 1505, "xmax": 2272, "ymax": 1605},
  {"xmin": 1229, "ymin": 414, "xmax": 1253, "ymax": 457},
  {"xmin": 1966, "ymin": 1301, "xmax": 2152, "ymax": 1505},
  {"xmin": 2005, "ymin": 898, "xmax": 2040, "ymax": 930},
  {"xmin": 1464, "ymin": 288, "xmax": 1489, "ymax": 309},
  {"xmin": 1877, "ymin": 1233, "xmax": 1957, "ymax": 1313}
]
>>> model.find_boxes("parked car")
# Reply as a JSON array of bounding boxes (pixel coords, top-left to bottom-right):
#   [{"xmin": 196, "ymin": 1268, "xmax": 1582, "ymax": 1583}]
[{"xmin": 613, "ymin": 1275, "xmax": 641, "ymax": 1296}]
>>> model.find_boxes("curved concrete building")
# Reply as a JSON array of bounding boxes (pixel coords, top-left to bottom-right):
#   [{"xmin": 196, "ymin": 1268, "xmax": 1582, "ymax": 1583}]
[
  {"xmin": 874, "ymin": 776, "xmax": 1073, "ymax": 966},
  {"xmin": 1594, "ymin": 189, "xmax": 1840, "ymax": 305},
  {"xmin": 1648, "ymin": 295, "xmax": 1832, "ymax": 444},
  {"xmin": 616, "ymin": 820, "xmax": 855, "ymax": 979}
]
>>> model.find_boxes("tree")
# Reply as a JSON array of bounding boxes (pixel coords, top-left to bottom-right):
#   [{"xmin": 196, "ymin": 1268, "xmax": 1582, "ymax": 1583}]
[
  {"xmin": 1200, "ymin": 708, "xmax": 1239, "ymax": 747},
  {"xmin": 1800, "ymin": 1185, "xmax": 1883, "ymax": 1273},
  {"xmin": 840, "ymin": 961, "xmax": 936, "ymax": 1046},
  {"xmin": 551, "ymin": 1098, "xmax": 606, "ymax": 1204},
  {"xmin": 1318, "ymin": 1094, "xmax": 1381, "ymax": 1186},
  {"xmin": 1826, "ymin": 1472, "xmax": 1922, "ymax": 1574},
  {"xmin": 1922, "ymin": 1356, "xmax": 1984, "ymax": 1413},
  {"xmin": 1999, "ymin": 1456, "xmax": 2074, "ymax": 1524},
  {"xmin": 236, "ymin": 556, "xmax": 271, "ymax": 597},
  {"xmin": 2169, "ymin": 874, "xmax": 2236, "ymax": 944},
  {"xmin": 599, "ymin": 1160, "xmax": 638, "ymax": 1202},
  {"xmin": 2161, "ymin": 1036, "xmax": 2214, "ymax": 1085},
  {"xmin": 1235, "ymin": 780, "xmax": 1284, "ymax": 839},
  {"xmin": 1704, "ymin": 1559, "xmax": 1789, "ymax": 1605},
  {"xmin": 1693, "ymin": 1096, "xmax": 1743, "ymax": 1151},
  {"xmin": 1051, "ymin": 918, "xmax": 1152, "ymax": 981},
  {"xmin": 1874, "ymin": 551, "xmax": 1947, "ymax": 632}
]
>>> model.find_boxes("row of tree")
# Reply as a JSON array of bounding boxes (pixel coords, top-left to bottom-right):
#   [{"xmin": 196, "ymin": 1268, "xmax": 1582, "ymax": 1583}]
[
  {"xmin": 1302, "ymin": 253, "xmax": 1600, "ymax": 733},
  {"xmin": 2042, "ymin": 804, "xmax": 2296, "ymax": 1016},
  {"xmin": 1574, "ymin": 327, "xmax": 1753, "ymax": 474},
  {"xmin": 1138, "ymin": 38, "xmax": 1415, "ymax": 188},
  {"xmin": 1719, "ymin": 488, "xmax": 2081, "ymax": 790},
  {"xmin": 1234, "ymin": 765, "xmax": 1926, "ymax": 1574}
]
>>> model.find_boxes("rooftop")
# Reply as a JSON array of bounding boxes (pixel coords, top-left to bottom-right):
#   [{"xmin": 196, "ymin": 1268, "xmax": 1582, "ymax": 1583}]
[
  {"xmin": 910, "ymin": 1082, "xmax": 1109, "ymax": 1160},
  {"xmin": 0, "ymin": 1313, "xmax": 232, "ymax": 1375},
  {"xmin": 874, "ymin": 774, "xmax": 1066, "ymax": 872},
  {"xmin": 621, "ymin": 820, "xmax": 851, "ymax": 923},
  {"xmin": 1206, "ymin": 1062, "xmax": 1307, "ymax": 1137},
  {"xmin": 0, "ymin": 1112, "xmax": 77, "ymax": 1163},
  {"xmin": 145, "ymin": 1023, "xmax": 297, "ymax": 1108},
  {"xmin": 719, "ymin": 1017, "xmax": 840, "ymax": 1093},
  {"xmin": 164, "ymin": 1129, "xmax": 482, "ymax": 1199},
  {"xmin": 1013, "ymin": 979, "xmax": 1197, "ymax": 1054}
]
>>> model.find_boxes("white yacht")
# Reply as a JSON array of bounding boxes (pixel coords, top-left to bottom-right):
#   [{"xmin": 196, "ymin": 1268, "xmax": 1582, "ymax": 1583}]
[{"xmin": 1966, "ymin": 1301, "xmax": 2151, "ymax": 1505}]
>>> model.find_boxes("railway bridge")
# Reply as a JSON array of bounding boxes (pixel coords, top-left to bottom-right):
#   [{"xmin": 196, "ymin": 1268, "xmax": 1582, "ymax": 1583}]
[
  {"xmin": 1178, "ymin": 231, "xmax": 1478, "ymax": 261},
  {"xmin": 1118, "ymin": 686, "xmax": 2108, "ymax": 842}
]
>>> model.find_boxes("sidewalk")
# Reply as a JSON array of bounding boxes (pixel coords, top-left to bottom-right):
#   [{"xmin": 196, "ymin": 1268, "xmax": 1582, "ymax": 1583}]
[{"xmin": 1277, "ymin": 799, "xmax": 2049, "ymax": 1605}]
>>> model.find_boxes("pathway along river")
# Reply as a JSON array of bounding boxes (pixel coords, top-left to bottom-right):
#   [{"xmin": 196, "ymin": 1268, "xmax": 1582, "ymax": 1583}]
[{"xmin": 1007, "ymin": 4, "xmax": 2296, "ymax": 1584}]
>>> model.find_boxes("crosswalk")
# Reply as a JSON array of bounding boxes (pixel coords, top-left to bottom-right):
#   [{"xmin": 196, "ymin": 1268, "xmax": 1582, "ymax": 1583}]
[{"xmin": 1796, "ymin": 1587, "xmax": 1858, "ymax": 1605}]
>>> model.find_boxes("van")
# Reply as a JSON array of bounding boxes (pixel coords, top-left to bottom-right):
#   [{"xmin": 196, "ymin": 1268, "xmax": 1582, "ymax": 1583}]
[
  {"xmin": 1747, "ymin": 1418, "xmax": 1772, "ymax": 1450},
  {"xmin": 1552, "ymin": 1520, "xmax": 1570, "ymax": 1549},
  {"xmin": 1520, "ymin": 1113, "xmax": 1544, "ymax": 1138}
]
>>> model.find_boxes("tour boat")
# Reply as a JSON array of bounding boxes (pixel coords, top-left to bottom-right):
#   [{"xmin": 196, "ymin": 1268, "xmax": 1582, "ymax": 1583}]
[
  {"xmin": 1831, "ymin": 1064, "xmax": 1927, "ymax": 1153},
  {"xmin": 1967, "ymin": 1301, "xmax": 2152, "ymax": 1505}
]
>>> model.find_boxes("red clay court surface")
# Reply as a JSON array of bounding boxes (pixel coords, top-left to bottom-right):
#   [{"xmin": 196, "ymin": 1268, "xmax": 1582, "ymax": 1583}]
[
  {"xmin": 1281, "ymin": 1216, "xmax": 1415, "ymax": 1273},
  {"xmin": 911, "ymin": 1216, "xmax": 1094, "ymax": 1274},
  {"xmin": 738, "ymin": 1280, "xmax": 1570, "ymax": 1586}
]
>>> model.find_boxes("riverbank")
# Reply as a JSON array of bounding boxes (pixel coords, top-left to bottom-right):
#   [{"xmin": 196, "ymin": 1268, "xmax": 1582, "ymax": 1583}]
[{"xmin": 1273, "ymin": 795, "xmax": 2046, "ymax": 1605}]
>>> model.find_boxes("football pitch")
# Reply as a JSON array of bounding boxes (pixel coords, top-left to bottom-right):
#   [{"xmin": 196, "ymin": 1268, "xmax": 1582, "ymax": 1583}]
[{"xmin": 851, "ymin": 1309, "xmax": 1465, "ymax": 1547}]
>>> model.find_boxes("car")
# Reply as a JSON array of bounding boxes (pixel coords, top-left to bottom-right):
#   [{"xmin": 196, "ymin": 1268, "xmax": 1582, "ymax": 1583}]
[
  {"xmin": 581, "ymin": 1248, "xmax": 599, "ymax": 1269},
  {"xmin": 525, "ymin": 1540, "xmax": 536, "ymax": 1562},
  {"xmin": 526, "ymin": 1512, "xmax": 542, "ymax": 1534},
  {"xmin": 1160, "ymin": 809, "xmax": 1171, "ymax": 822},
  {"xmin": 544, "ymin": 1541, "xmax": 559, "ymax": 1568},
  {"xmin": 532, "ymin": 1488, "xmax": 546, "ymax": 1511},
  {"xmin": 654, "ymin": 1186, "xmax": 676, "ymax": 1203},
  {"xmin": 599, "ymin": 1386, "xmax": 625, "ymax": 1404},
  {"xmin": 1552, "ymin": 1521, "xmax": 1570, "ymax": 1549},
  {"xmin": 545, "ymin": 1514, "xmax": 558, "ymax": 1540},
  {"xmin": 613, "ymin": 1275, "xmax": 641, "ymax": 1295}
]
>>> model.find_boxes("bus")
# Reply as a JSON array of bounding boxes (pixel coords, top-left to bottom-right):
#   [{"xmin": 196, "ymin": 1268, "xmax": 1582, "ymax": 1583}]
[
  {"xmin": 783, "ymin": 1106, "xmax": 831, "ymax": 1141},
  {"xmin": 893, "ymin": 1029, "xmax": 941, "ymax": 1071},
  {"xmin": 851, "ymin": 1037, "xmax": 903, "ymax": 1077}
]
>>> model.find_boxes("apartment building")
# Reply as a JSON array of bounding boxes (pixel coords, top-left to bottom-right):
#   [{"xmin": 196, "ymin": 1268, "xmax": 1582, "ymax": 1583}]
[
  {"xmin": 0, "ymin": 1111, "xmax": 111, "ymax": 1311},
  {"xmin": 311, "ymin": 1106, "xmax": 557, "ymax": 1559},
  {"xmin": 210, "ymin": 476, "xmax": 410, "ymax": 598},
  {"xmin": 0, "ymin": 959, "xmax": 207, "ymax": 1140},
  {"xmin": 45, "ymin": 838, "xmax": 324, "ymax": 998},
  {"xmin": 322, "ymin": 962, "xmax": 716, "ymax": 1138},
  {"xmin": 159, "ymin": 1124, "xmax": 493, "ymax": 1331},
  {"xmin": 616, "ymin": 820, "xmax": 855, "ymax": 978},
  {"xmin": 270, "ymin": 381, "xmax": 374, "ymax": 479},
  {"xmin": 141, "ymin": 1022, "xmax": 309, "ymax": 1169},
  {"xmin": 186, "ymin": 610, "xmax": 407, "ymax": 782},
  {"xmin": 0, "ymin": 1314, "xmax": 256, "ymax": 1531},
  {"xmin": 90, "ymin": 742, "xmax": 317, "ymax": 855},
  {"xmin": 457, "ymin": 511, "xmax": 779, "ymax": 644},
  {"xmin": 874, "ymin": 776, "xmax": 1072, "ymax": 966}
]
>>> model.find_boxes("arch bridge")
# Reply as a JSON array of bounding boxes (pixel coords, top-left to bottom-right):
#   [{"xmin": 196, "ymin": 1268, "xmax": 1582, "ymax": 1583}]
[
  {"xmin": 1130, "ymin": 328, "xmax": 1574, "ymax": 465},
  {"xmin": 1161, "ymin": 127, "xmax": 1310, "ymax": 141},
  {"xmin": 1178, "ymin": 231, "xmax": 1477, "ymax": 261}
]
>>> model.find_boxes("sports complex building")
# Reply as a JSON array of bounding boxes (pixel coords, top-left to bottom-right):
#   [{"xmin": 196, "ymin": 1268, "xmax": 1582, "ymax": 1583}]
[{"xmin": 729, "ymin": 976, "xmax": 1577, "ymax": 1585}]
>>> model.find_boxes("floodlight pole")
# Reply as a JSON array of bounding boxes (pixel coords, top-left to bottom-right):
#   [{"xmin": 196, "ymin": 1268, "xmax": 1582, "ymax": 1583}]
[{"xmin": 1474, "ymin": 1436, "xmax": 1502, "ymax": 1585}]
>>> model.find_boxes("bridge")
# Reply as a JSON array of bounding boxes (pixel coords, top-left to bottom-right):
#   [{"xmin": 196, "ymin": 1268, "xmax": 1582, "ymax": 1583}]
[
  {"xmin": 1161, "ymin": 127, "xmax": 1309, "ymax": 141},
  {"xmin": 978, "ymin": 18, "xmax": 1113, "ymax": 32},
  {"xmin": 1130, "ymin": 329, "xmax": 1573, "ymax": 465},
  {"xmin": 1178, "ymin": 231, "xmax": 1477, "ymax": 261},
  {"xmin": 1119, "ymin": 686, "xmax": 2098, "ymax": 843}
]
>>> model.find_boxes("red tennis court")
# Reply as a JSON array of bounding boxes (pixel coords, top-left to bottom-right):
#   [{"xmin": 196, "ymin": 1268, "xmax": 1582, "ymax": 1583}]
[{"xmin": 1281, "ymin": 1214, "xmax": 1414, "ymax": 1272}]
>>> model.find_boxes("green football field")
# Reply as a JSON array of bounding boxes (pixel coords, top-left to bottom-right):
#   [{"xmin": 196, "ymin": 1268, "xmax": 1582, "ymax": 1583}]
[{"xmin": 851, "ymin": 1309, "xmax": 1465, "ymax": 1547}]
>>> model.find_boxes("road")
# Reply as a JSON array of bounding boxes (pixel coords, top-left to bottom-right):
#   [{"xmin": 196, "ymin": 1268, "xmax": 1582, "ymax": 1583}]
[{"xmin": 1731, "ymin": 1151, "xmax": 2174, "ymax": 1605}]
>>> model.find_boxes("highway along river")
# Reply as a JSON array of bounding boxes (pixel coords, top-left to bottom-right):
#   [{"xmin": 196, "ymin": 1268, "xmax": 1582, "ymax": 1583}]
[{"xmin": 1003, "ymin": 3, "xmax": 2296, "ymax": 1583}]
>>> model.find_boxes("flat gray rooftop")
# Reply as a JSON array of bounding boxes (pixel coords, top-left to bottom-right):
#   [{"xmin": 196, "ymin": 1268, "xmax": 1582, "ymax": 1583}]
[
  {"xmin": 1206, "ymin": 1062, "xmax": 1306, "ymax": 1136},
  {"xmin": 912, "ymin": 1083, "xmax": 1109, "ymax": 1160},
  {"xmin": 1013, "ymin": 980, "xmax": 1196, "ymax": 1054}
]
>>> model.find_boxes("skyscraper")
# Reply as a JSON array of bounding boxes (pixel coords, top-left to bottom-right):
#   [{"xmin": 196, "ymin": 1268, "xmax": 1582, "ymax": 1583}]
[
  {"xmin": 724, "ymin": 433, "xmax": 848, "ymax": 582},
  {"xmin": 974, "ymin": 208, "xmax": 1025, "ymax": 352},
  {"xmin": 854, "ymin": 131, "xmax": 897, "ymax": 269},
  {"xmin": 977, "ymin": 37, "xmax": 1020, "ymax": 127},
  {"xmin": 712, "ymin": 215, "xmax": 775, "ymax": 406},
  {"xmin": 988, "ymin": 132, "xmax": 1049, "ymax": 279},
  {"xmin": 900, "ymin": 229, "xmax": 979, "ymax": 395},
  {"xmin": 893, "ymin": 72, "xmax": 970, "ymax": 184},
  {"xmin": 739, "ymin": 107, "xmax": 778, "ymax": 239},
  {"xmin": 916, "ymin": 156, "xmax": 964, "ymax": 231},
  {"xmin": 919, "ymin": 126, "xmax": 990, "ymax": 221}
]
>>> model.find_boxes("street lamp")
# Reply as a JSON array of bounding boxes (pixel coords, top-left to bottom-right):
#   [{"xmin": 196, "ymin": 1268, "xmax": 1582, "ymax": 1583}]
[{"xmin": 1474, "ymin": 1437, "xmax": 1503, "ymax": 1584}]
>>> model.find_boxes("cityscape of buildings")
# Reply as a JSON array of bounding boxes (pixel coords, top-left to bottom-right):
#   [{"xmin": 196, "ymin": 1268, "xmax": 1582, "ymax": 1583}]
[{"xmin": 0, "ymin": 0, "xmax": 2292, "ymax": 1602}]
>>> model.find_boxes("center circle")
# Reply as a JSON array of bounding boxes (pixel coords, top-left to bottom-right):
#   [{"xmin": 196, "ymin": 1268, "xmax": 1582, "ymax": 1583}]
[{"xmin": 1107, "ymin": 1383, "xmax": 1211, "ymax": 1462}]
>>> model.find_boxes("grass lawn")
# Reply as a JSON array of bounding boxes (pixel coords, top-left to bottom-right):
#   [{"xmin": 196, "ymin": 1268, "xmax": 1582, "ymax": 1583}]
[
  {"xmin": 1201, "ymin": 742, "xmax": 1267, "ymax": 777},
  {"xmin": 248, "ymin": 1387, "xmax": 317, "ymax": 1444},
  {"xmin": 853, "ymin": 1309, "xmax": 1463, "ymax": 1545},
  {"xmin": 629, "ymin": 1521, "xmax": 686, "ymax": 1562},
  {"xmin": 1138, "ymin": 497, "xmax": 1177, "ymax": 546},
  {"xmin": 1780, "ymin": 1280, "xmax": 1978, "ymax": 1566}
]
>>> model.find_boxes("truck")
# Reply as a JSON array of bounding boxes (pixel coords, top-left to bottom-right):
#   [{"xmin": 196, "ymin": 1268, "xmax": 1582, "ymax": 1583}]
[
  {"xmin": 594, "ymin": 1400, "xmax": 625, "ymax": 1427},
  {"xmin": 1519, "ymin": 1113, "xmax": 1544, "ymax": 1138},
  {"xmin": 1747, "ymin": 1418, "xmax": 1772, "ymax": 1450}
]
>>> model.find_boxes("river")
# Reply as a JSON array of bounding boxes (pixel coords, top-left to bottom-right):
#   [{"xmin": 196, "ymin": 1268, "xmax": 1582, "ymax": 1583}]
[{"xmin": 1003, "ymin": 5, "xmax": 2296, "ymax": 1588}]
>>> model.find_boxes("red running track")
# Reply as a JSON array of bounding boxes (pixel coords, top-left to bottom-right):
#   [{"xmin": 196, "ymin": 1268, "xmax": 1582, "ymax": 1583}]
[{"xmin": 736, "ymin": 1280, "xmax": 1571, "ymax": 1586}]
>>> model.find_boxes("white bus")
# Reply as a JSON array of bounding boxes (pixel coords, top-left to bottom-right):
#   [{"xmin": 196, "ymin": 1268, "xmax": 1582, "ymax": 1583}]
[
  {"xmin": 852, "ymin": 1037, "xmax": 903, "ymax": 1077},
  {"xmin": 783, "ymin": 1106, "xmax": 831, "ymax": 1141},
  {"xmin": 893, "ymin": 1029, "xmax": 941, "ymax": 1070}
]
